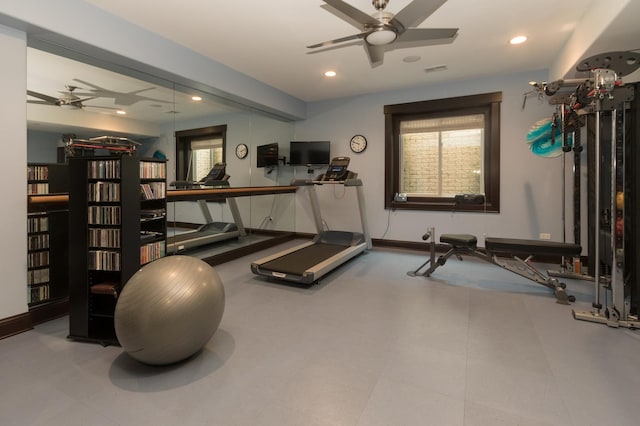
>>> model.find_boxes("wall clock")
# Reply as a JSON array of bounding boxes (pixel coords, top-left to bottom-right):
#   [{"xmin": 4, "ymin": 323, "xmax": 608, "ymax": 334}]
[
  {"xmin": 235, "ymin": 143, "xmax": 248, "ymax": 159},
  {"xmin": 349, "ymin": 134, "xmax": 367, "ymax": 153}
]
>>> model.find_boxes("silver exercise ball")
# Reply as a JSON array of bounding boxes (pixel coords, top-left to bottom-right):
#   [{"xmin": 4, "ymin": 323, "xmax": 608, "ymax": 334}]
[{"xmin": 114, "ymin": 255, "xmax": 225, "ymax": 365}]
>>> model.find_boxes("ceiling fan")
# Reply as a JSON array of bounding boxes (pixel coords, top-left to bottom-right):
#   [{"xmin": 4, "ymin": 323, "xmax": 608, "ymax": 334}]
[
  {"xmin": 27, "ymin": 85, "xmax": 117, "ymax": 111},
  {"xmin": 71, "ymin": 79, "xmax": 169, "ymax": 106},
  {"xmin": 308, "ymin": 0, "xmax": 458, "ymax": 66}
]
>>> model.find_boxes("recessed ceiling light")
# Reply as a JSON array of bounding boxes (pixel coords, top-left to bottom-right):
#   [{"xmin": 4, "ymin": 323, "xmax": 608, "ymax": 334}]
[
  {"xmin": 510, "ymin": 35, "xmax": 527, "ymax": 45},
  {"xmin": 116, "ymin": 110, "xmax": 126, "ymax": 115},
  {"xmin": 324, "ymin": 70, "xmax": 337, "ymax": 77},
  {"xmin": 191, "ymin": 95, "xmax": 202, "ymax": 101},
  {"xmin": 403, "ymin": 55, "xmax": 421, "ymax": 63}
]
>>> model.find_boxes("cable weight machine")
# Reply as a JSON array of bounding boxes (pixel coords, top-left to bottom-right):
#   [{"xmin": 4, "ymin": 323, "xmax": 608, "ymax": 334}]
[
  {"xmin": 573, "ymin": 76, "xmax": 639, "ymax": 328},
  {"xmin": 526, "ymin": 51, "xmax": 640, "ymax": 327},
  {"xmin": 566, "ymin": 54, "xmax": 639, "ymax": 327}
]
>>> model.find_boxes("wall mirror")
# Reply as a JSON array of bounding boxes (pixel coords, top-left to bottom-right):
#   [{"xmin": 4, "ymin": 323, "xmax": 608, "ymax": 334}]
[{"xmin": 26, "ymin": 46, "xmax": 296, "ymax": 264}]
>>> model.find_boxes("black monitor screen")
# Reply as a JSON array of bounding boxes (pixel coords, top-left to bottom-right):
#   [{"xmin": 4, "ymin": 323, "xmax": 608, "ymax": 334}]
[
  {"xmin": 289, "ymin": 141, "xmax": 330, "ymax": 165},
  {"xmin": 256, "ymin": 143, "xmax": 279, "ymax": 168}
]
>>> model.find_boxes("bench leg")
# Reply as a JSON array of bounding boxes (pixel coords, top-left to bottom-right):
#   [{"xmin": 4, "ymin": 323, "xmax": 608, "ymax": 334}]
[
  {"xmin": 423, "ymin": 248, "xmax": 461, "ymax": 277},
  {"xmin": 407, "ymin": 227, "xmax": 437, "ymax": 277},
  {"xmin": 492, "ymin": 255, "xmax": 575, "ymax": 304},
  {"xmin": 407, "ymin": 246, "xmax": 467, "ymax": 277},
  {"xmin": 553, "ymin": 286, "xmax": 571, "ymax": 305},
  {"xmin": 406, "ymin": 257, "xmax": 434, "ymax": 277}
]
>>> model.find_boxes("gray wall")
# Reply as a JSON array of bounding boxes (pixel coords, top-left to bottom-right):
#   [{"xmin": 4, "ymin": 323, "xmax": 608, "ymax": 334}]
[
  {"xmin": 27, "ymin": 130, "xmax": 62, "ymax": 163},
  {"xmin": 292, "ymin": 69, "xmax": 581, "ymax": 247},
  {"xmin": 0, "ymin": 24, "xmax": 28, "ymax": 318}
]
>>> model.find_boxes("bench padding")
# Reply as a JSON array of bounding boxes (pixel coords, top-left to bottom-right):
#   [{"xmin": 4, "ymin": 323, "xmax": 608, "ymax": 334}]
[
  {"xmin": 485, "ymin": 237, "xmax": 581, "ymax": 257},
  {"xmin": 440, "ymin": 234, "xmax": 477, "ymax": 247}
]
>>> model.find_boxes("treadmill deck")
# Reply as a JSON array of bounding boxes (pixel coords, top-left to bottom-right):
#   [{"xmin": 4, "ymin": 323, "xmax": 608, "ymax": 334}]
[{"xmin": 259, "ymin": 243, "xmax": 347, "ymax": 276}]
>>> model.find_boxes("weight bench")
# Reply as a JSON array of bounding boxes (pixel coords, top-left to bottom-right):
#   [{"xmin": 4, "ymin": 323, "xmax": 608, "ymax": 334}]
[{"xmin": 407, "ymin": 228, "xmax": 581, "ymax": 304}]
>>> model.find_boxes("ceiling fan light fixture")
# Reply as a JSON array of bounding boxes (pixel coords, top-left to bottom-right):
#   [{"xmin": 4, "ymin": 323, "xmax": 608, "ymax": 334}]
[
  {"xmin": 366, "ymin": 28, "xmax": 397, "ymax": 46},
  {"xmin": 60, "ymin": 103, "xmax": 80, "ymax": 110}
]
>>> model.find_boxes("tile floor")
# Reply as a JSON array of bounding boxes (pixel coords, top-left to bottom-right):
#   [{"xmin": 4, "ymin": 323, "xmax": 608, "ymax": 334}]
[{"xmin": 2, "ymin": 242, "xmax": 640, "ymax": 425}]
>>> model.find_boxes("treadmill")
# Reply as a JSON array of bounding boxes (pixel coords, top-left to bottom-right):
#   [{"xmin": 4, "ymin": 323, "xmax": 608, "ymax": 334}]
[
  {"xmin": 167, "ymin": 163, "xmax": 246, "ymax": 253},
  {"xmin": 251, "ymin": 157, "xmax": 372, "ymax": 285}
]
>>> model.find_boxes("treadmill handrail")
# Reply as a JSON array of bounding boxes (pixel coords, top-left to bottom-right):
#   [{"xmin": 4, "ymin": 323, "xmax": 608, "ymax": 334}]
[
  {"xmin": 170, "ymin": 180, "xmax": 230, "ymax": 189},
  {"xmin": 289, "ymin": 178, "xmax": 362, "ymax": 186}
]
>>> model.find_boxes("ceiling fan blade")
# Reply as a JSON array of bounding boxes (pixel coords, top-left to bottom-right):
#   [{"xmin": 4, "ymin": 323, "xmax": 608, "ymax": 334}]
[
  {"xmin": 72, "ymin": 78, "xmax": 102, "ymax": 90},
  {"xmin": 308, "ymin": 32, "xmax": 368, "ymax": 49},
  {"xmin": 365, "ymin": 44, "xmax": 385, "ymax": 66},
  {"xmin": 392, "ymin": 0, "xmax": 448, "ymax": 28},
  {"xmin": 27, "ymin": 100, "xmax": 53, "ymax": 106},
  {"xmin": 27, "ymin": 90, "xmax": 59, "ymax": 105},
  {"xmin": 84, "ymin": 104, "xmax": 120, "ymax": 110},
  {"xmin": 323, "ymin": 0, "xmax": 380, "ymax": 26},
  {"xmin": 396, "ymin": 28, "xmax": 458, "ymax": 43},
  {"xmin": 73, "ymin": 78, "xmax": 169, "ymax": 106}
]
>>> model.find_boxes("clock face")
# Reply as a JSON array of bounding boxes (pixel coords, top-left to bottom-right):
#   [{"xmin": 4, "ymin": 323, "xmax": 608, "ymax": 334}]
[
  {"xmin": 235, "ymin": 143, "xmax": 248, "ymax": 159},
  {"xmin": 350, "ymin": 135, "xmax": 367, "ymax": 153}
]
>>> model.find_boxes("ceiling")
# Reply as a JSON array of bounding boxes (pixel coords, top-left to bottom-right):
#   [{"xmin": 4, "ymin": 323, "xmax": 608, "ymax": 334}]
[
  {"xmin": 26, "ymin": 0, "xmax": 640, "ymax": 136},
  {"xmin": 27, "ymin": 48, "xmax": 243, "ymax": 137}
]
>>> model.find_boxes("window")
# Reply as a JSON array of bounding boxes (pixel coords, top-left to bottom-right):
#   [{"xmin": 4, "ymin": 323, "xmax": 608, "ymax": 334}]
[
  {"xmin": 384, "ymin": 92, "xmax": 501, "ymax": 212},
  {"xmin": 190, "ymin": 137, "xmax": 224, "ymax": 181},
  {"xmin": 175, "ymin": 125, "xmax": 227, "ymax": 181}
]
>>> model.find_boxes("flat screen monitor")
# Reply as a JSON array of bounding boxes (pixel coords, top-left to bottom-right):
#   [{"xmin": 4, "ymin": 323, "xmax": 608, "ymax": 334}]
[
  {"xmin": 289, "ymin": 141, "xmax": 330, "ymax": 166},
  {"xmin": 256, "ymin": 143, "xmax": 279, "ymax": 168}
]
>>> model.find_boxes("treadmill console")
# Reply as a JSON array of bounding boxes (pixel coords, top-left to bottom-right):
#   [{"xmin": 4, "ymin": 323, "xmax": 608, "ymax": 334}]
[
  {"xmin": 200, "ymin": 163, "xmax": 230, "ymax": 186},
  {"xmin": 319, "ymin": 157, "xmax": 356, "ymax": 182},
  {"xmin": 201, "ymin": 163, "xmax": 228, "ymax": 181},
  {"xmin": 170, "ymin": 163, "xmax": 229, "ymax": 188}
]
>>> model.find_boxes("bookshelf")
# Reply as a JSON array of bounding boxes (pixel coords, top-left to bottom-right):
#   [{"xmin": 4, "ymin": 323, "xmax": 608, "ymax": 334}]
[
  {"xmin": 27, "ymin": 163, "xmax": 69, "ymax": 195},
  {"xmin": 68, "ymin": 156, "xmax": 166, "ymax": 344},
  {"xmin": 26, "ymin": 163, "xmax": 69, "ymax": 309},
  {"xmin": 27, "ymin": 213, "xmax": 50, "ymax": 304}
]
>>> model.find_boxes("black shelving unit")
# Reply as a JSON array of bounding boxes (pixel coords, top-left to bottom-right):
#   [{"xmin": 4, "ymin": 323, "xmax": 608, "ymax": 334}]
[
  {"xmin": 68, "ymin": 156, "xmax": 166, "ymax": 344},
  {"xmin": 26, "ymin": 163, "xmax": 69, "ymax": 309},
  {"xmin": 27, "ymin": 163, "xmax": 69, "ymax": 196},
  {"xmin": 27, "ymin": 212, "xmax": 51, "ymax": 304}
]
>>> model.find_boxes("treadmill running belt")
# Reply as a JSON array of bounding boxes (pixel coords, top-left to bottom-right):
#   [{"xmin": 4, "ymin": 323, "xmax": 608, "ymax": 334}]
[
  {"xmin": 168, "ymin": 221, "xmax": 237, "ymax": 245},
  {"xmin": 260, "ymin": 243, "xmax": 348, "ymax": 276}
]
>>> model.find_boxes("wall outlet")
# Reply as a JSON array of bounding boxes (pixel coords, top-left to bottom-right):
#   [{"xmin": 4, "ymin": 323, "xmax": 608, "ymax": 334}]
[{"xmin": 539, "ymin": 233, "xmax": 551, "ymax": 240}]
